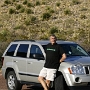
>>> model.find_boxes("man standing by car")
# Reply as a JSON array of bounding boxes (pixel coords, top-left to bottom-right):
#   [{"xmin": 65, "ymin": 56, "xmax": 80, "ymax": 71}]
[{"xmin": 38, "ymin": 34, "xmax": 66, "ymax": 90}]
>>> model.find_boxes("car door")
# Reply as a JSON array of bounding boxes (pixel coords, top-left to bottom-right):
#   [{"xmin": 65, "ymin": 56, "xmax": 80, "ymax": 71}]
[
  {"xmin": 13, "ymin": 44, "xmax": 29, "ymax": 81},
  {"xmin": 26, "ymin": 44, "xmax": 45, "ymax": 82}
]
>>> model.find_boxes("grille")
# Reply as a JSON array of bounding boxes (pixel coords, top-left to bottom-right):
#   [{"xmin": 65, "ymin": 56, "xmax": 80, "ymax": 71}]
[{"xmin": 85, "ymin": 66, "xmax": 90, "ymax": 74}]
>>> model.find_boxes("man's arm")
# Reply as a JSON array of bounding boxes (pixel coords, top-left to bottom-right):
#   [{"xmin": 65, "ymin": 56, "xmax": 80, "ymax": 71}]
[{"xmin": 60, "ymin": 53, "xmax": 66, "ymax": 63}]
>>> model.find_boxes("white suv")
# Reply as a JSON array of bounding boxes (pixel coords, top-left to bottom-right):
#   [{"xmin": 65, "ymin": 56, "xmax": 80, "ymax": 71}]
[{"xmin": 1, "ymin": 40, "xmax": 90, "ymax": 90}]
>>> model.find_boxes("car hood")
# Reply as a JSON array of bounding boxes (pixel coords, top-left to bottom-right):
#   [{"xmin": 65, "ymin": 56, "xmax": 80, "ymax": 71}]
[{"xmin": 65, "ymin": 56, "xmax": 90, "ymax": 65}]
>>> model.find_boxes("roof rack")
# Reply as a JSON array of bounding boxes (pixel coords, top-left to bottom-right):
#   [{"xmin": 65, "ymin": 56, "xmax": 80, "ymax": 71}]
[{"xmin": 14, "ymin": 40, "xmax": 35, "ymax": 42}]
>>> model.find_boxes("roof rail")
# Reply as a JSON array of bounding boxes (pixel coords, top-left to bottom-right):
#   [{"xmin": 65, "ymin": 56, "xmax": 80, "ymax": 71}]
[{"xmin": 14, "ymin": 40, "xmax": 35, "ymax": 42}]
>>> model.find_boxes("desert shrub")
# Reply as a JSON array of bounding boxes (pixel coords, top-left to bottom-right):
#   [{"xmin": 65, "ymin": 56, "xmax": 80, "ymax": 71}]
[
  {"xmin": 14, "ymin": 25, "xmax": 26, "ymax": 30},
  {"xmin": 36, "ymin": 1, "xmax": 40, "ymax": 6},
  {"xmin": 0, "ymin": 30, "xmax": 9, "ymax": 41},
  {"xmin": 26, "ymin": 9, "xmax": 33, "ymax": 14},
  {"xmin": 46, "ymin": 7, "xmax": 51, "ymax": 11},
  {"xmin": 46, "ymin": 7, "xmax": 54, "ymax": 14},
  {"xmin": 13, "ymin": 25, "xmax": 21, "ymax": 30},
  {"xmin": 0, "ymin": 24, "xmax": 3, "ymax": 27},
  {"xmin": 42, "ymin": 12, "xmax": 51, "ymax": 20},
  {"xmin": 49, "ymin": 27, "xmax": 58, "ymax": 34},
  {"xmin": 80, "ymin": 15, "xmax": 87, "ymax": 19},
  {"xmin": 4, "ymin": 0, "xmax": 11, "ymax": 4},
  {"xmin": 1, "ymin": 30, "xmax": 8, "ymax": 36},
  {"xmin": 72, "ymin": 0, "xmax": 81, "ymax": 5},
  {"xmin": 19, "ymin": 7, "xmax": 25, "ymax": 13},
  {"xmin": 56, "ymin": 2, "xmax": 60, "ymax": 7},
  {"xmin": 23, "ymin": 0, "xmax": 27, "ymax": 5},
  {"xmin": 49, "ymin": 9, "xmax": 55, "ymax": 13},
  {"xmin": 16, "ymin": 4, "xmax": 22, "ymax": 10},
  {"xmin": 25, "ymin": 16, "xmax": 37, "ymax": 25},
  {"xmin": 64, "ymin": 9, "xmax": 72, "ymax": 15},
  {"xmin": 42, "ymin": 1, "xmax": 46, "ymax": 5},
  {"xmin": 31, "ymin": 16, "xmax": 37, "ymax": 22},
  {"xmin": 80, "ymin": 8, "xmax": 87, "ymax": 11},
  {"xmin": 27, "ymin": 2, "xmax": 33, "ymax": 7},
  {"xmin": 0, "ymin": 34, "xmax": 7, "ymax": 41},
  {"xmin": 0, "ymin": 42, "xmax": 8, "ymax": 59},
  {"xmin": 12, "ymin": 0, "xmax": 16, "ymax": 2},
  {"xmin": 15, "ymin": 0, "xmax": 19, "ymax": 2},
  {"xmin": 25, "ymin": 19, "xmax": 30, "ymax": 25},
  {"xmin": 9, "ymin": 8, "xmax": 15, "ymax": 14},
  {"xmin": 40, "ymin": 35, "xmax": 48, "ymax": 40}
]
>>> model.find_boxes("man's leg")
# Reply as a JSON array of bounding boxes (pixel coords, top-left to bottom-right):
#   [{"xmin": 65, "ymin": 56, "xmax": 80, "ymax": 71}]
[
  {"xmin": 45, "ymin": 79, "xmax": 50, "ymax": 88},
  {"xmin": 46, "ymin": 69, "xmax": 57, "ymax": 89},
  {"xmin": 38, "ymin": 76, "xmax": 48, "ymax": 90}
]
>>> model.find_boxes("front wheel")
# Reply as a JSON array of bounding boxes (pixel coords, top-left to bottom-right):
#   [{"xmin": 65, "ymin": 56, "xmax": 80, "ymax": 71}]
[
  {"xmin": 6, "ymin": 71, "xmax": 22, "ymax": 90},
  {"xmin": 54, "ymin": 72, "xmax": 70, "ymax": 90}
]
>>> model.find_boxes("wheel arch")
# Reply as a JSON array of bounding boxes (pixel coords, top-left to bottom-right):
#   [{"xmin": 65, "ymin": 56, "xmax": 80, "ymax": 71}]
[
  {"xmin": 58, "ymin": 68, "xmax": 72, "ymax": 86},
  {"xmin": 56, "ymin": 71, "xmax": 70, "ymax": 86},
  {"xmin": 5, "ymin": 68, "xmax": 15, "ymax": 79},
  {"xmin": 56, "ymin": 71, "xmax": 67, "ymax": 83},
  {"xmin": 5, "ymin": 67, "xmax": 20, "ymax": 81},
  {"xmin": 6, "ymin": 68, "xmax": 23, "ymax": 90}
]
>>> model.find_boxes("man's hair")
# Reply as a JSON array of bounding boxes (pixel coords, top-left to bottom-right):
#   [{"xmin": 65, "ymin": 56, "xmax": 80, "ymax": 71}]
[
  {"xmin": 50, "ymin": 34, "xmax": 57, "ymax": 39},
  {"xmin": 49, "ymin": 34, "xmax": 57, "ymax": 40}
]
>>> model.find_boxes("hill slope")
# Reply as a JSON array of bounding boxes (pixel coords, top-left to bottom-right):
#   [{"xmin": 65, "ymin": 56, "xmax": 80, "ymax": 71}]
[{"xmin": 0, "ymin": 0, "xmax": 90, "ymax": 49}]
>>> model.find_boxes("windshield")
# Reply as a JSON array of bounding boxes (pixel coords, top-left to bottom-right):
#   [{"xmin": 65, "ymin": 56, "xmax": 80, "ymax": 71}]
[
  {"xmin": 60, "ymin": 44, "xmax": 89, "ymax": 57},
  {"xmin": 42, "ymin": 44, "xmax": 89, "ymax": 57}
]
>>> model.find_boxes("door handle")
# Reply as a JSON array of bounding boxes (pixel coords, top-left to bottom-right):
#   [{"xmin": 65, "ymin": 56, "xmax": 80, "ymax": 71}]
[
  {"xmin": 13, "ymin": 60, "xmax": 18, "ymax": 63},
  {"xmin": 28, "ymin": 62, "xmax": 32, "ymax": 64}
]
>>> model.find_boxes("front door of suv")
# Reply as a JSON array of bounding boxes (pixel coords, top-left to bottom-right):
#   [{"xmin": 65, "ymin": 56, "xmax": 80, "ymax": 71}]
[
  {"xmin": 26, "ymin": 44, "xmax": 45, "ymax": 82},
  {"xmin": 13, "ymin": 44, "xmax": 29, "ymax": 81}
]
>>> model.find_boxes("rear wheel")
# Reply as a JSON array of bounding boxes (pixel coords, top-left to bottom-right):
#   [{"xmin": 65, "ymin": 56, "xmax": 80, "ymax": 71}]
[{"xmin": 6, "ymin": 71, "xmax": 22, "ymax": 90}]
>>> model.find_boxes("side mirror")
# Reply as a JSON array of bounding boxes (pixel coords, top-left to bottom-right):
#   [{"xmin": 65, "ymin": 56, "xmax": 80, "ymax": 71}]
[{"xmin": 31, "ymin": 53, "xmax": 45, "ymax": 60}]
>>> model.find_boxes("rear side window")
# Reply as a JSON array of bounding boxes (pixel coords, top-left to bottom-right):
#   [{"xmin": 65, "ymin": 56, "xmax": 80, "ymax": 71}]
[
  {"xmin": 6, "ymin": 44, "xmax": 17, "ymax": 56},
  {"xmin": 16, "ymin": 44, "xmax": 29, "ymax": 58}
]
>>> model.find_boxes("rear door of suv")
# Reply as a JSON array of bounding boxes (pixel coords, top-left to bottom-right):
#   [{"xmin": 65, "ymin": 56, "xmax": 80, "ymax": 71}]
[
  {"xmin": 13, "ymin": 43, "xmax": 29, "ymax": 81},
  {"xmin": 26, "ymin": 43, "xmax": 45, "ymax": 82}
]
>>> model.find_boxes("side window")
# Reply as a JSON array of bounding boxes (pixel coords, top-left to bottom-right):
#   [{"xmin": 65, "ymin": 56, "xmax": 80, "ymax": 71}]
[
  {"xmin": 30, "ymin": 45, "xmax": 44, "ymax": 60},
  {"xmin": 16, "ymin": 44, "xmax": 29, "ymax": 58},
  {"xmin": 6, "ymin": 44, "xmax": 17, "ymax": 56}
]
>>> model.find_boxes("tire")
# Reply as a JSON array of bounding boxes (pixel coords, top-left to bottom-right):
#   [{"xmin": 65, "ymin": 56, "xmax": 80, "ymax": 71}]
[
  {"xmin": 54, "ymin": 72, "xmax": 70, "ymax": 90},
  {"xmin": 6, "ymin": 71, "xmax": 22, "ymax": 90}
]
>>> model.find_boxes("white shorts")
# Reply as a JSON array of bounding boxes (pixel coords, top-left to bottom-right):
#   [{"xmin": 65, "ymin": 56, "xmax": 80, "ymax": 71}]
[{"xmin": 39, "ymin": 67, "xmax": 57, "ymax": 81}]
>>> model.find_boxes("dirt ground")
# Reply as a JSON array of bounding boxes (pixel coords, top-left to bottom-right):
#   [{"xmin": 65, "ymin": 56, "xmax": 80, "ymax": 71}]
[{"xmin": 0, "ymin": 71, "xmax": 43, "ymax": 90}]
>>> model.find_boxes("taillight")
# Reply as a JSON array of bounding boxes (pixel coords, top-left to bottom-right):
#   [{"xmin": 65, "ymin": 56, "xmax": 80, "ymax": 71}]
[{"xmin": 1, "ymin": 57, "xmax": 4, "ymax": 66}]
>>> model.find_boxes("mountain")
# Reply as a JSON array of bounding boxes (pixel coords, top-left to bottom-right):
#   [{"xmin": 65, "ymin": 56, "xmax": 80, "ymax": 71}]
[{"xmin": 0, "ymin": 0, "xmax": 90, "ymax": 50}]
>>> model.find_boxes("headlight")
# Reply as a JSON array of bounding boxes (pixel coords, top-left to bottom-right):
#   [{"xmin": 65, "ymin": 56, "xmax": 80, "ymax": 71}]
[{"xmin": 68, "ymin": 65, "xmax": 86, "ymax": 75}]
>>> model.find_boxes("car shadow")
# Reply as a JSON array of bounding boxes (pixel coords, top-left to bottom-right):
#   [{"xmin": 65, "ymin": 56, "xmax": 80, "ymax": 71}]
[
  {"xmin": 69, "ymin": 86, "xmax": 90, "ymax": 90},
  {"xmin": 27, "ymin": 86, "xmax": 43, "ymax": 90},
  {"xmin": 23, "ymin": 85, "xmax": 55, "ymax": 90},
  {"xmin": 22, "ymin": 85, "xmax": 90, "ymax": 90}
]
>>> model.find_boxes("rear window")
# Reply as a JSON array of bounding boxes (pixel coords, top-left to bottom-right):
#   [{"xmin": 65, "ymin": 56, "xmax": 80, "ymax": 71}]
[
  {"xmin": 6, "ymin": 44, "xmax": 18, "ymax": 56},
  {"xmin": 16, "ymin": 44, "xmax": 29, "ymax": 58}
]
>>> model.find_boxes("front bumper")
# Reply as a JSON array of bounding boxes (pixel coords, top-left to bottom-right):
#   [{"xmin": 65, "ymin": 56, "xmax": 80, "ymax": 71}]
[{"xmin": 65, "ymin": 73, "xmax": 90, "ymax": 86}]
